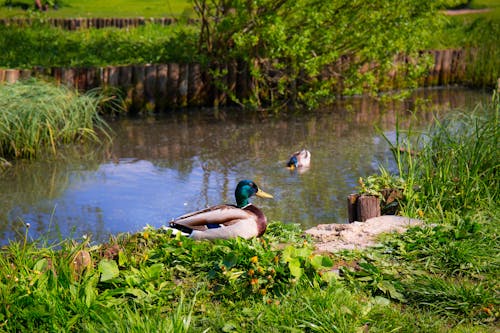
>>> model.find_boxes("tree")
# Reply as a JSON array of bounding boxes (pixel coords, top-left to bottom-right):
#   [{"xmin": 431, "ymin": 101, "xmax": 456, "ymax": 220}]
[{"xmin": 193, "ymin": 0, "xmax": 442, "ymax": 109}]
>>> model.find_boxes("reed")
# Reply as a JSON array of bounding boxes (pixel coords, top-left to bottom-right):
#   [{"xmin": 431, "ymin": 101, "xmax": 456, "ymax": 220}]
[
  {"xmin": 0, "ymin": 79, "xmax": 113, "ymax": 159},
  {"xmin": 387, "ymin": 92, "xmax": 499, "ymax": 218}
]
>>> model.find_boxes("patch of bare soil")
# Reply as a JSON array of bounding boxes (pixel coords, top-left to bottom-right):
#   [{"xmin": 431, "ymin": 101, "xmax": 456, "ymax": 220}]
[
  {"xmin": 443, "ymin": 8, "xmax": 492, "ymax": 15},
  {"xmin": 305, "ymin": 215, "xmax": 424, "ymax": 252}
]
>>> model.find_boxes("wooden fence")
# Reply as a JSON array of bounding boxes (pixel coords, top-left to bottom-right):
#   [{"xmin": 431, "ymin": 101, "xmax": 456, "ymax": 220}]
[
  {"xmin": 0, "ymin": 17, "xmax": 194, "ymax": 30},
  {"xmin": 0, "ymin": 49, "xmax": 472, "ymax": 111}
]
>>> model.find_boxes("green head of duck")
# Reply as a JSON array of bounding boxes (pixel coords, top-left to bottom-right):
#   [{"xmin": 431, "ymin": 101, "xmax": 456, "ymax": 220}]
[{"xmin": 235, "ymin": 180, "xmax": 273, "ymax": 207}]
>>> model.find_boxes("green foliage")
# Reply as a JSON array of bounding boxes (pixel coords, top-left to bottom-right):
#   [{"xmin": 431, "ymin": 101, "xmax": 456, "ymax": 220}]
[
  {"xmin": 194, "ymin": 0, "xmax": 441, "ymax": 109},
  {"xmin": 0, "ymin": 79, "xmax": 118, "ymax": 159},
  {"xmin": 0, "ymin": 22, "xmax": 200, "ymax": 68}
]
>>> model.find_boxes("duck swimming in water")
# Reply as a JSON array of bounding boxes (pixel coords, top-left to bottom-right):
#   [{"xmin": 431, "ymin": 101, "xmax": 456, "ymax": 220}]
[
  {"xmin": 287, "ymin": 149, "xmax": 311, "ymax": 170},
  {"xmin": 166, "ymin": 180, "xmax": 273, "ymax": 240}
]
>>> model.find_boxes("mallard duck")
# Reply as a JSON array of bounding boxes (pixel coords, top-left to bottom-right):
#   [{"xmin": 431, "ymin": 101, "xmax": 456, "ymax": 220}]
[
  {"xmin": 287, "ymin": 149, "xmax": 311, "ymax": 170},
  {"xmin": 166, "ymin": 180, "xmax": 273, "ymax": 240}
]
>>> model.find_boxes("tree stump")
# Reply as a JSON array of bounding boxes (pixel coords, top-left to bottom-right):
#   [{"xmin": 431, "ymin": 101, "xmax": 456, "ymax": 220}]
[
  {"xmin": 357, "ymin": 195, "xmax": 381, "ymax": 222},
  {"xmin": 347, "ymin": 194, "xmax": 360, "ymax": 223},
  {"xmin": 347, "ymin": 194, "xmax": 381, "ymax": 222}
]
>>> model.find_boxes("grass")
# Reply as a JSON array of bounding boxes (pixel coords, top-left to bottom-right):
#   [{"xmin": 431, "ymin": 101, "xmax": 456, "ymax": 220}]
[
  {"xmin": 0, "ymin": 22, "xmax": 200, "ymax": 68},
  {"xmin": 0, "ymin": 79, "xmax": 116, "ymax": 159},
  {"xmin": 0, "ymin": 0, "xmax": 193, "ymax": 18},
  {"xmin": 0, "ymin": 94, "xmax": 498, "ymax": 331}
]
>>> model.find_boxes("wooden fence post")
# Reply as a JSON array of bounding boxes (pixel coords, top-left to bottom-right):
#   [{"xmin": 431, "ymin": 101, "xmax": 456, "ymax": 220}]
[
  {"xmin": 5, "ymin": 69, "xmax": 20, "ymax": 83},
  {"xmin": 188, "ymin": 63, "xmax": 205, "ymax": 106},
  {"xmin": 156, "ymin": 64, "xmax": 168, "ymax": 111},
  {"xmin": 131, "ymin": 65, "xmax": 145, "ymax": 112},
  {"xmin": 347, "ymin": 194, "xmax": 381, "ymax": 222},
  {"xmin": 167, "ymin": 63, "xmax": 179, "ymax": 108},
  {"xmin": 178, "ymin": 63, "xmax": 189, "ymax": 107},
  {"xmin": 357, "ymin": 195, "xmax": 381, "ymax": 222},
  {"xmin": 144, "ymin": 64, "xmax": 157, "ymax": 110},
  {"xmin": 347, "ymin": 194, "xmax": 360, "ymax": 223}
]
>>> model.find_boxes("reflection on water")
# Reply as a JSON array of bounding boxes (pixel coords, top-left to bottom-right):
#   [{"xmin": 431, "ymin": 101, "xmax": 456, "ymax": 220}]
[{"xmin": 0, "ymin": 88, "xmax": 490, "ymax": 245}]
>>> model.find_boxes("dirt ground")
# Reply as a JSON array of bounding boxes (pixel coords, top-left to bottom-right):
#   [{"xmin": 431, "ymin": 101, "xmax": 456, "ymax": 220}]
[
  {"xmin": 304, "ymin": 215, "xmax": 424, "ymax": 252},
  {"xmin": 443, "ymin": 8, "xmax": 492, "ymax": 15}
]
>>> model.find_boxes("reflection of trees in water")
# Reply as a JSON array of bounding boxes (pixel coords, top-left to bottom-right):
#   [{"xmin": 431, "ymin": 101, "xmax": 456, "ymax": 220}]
[
  {"xmin": 109, "ymin": 88, "xmax": 484, "ymax": 169},
  {"xmin": 0, "ymin": 145, "xmax": 108, "ymax": 242},
  {"xmin": 105, "ymin": 88, "xmax": 488, "ymax": 227}
]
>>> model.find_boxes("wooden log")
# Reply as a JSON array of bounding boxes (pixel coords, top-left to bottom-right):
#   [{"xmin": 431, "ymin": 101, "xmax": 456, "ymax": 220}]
[
  {"xmin": 75, "ymin": 68, "xmax": 87, "ymax": 91},
  {"xmin": 456, "ymin": 48, "xmax": 466, "ymax": 83},
  {"xmin": 449, "ymin": 49, "xmax": 458, "ymax": 84},
  {"xmin": 347, "ymin": 194, "xmax": 360, "ymax": 223},
  {"xmin": 432, "ymin": 50, "xmax": 442, "ymax": 86},
  {"xmin": 156, "ymin": 64, "xmax": 168, "ymax": 111},
  {"xmin": 131, "ymin": 65, "xmax": 145, "ymax": 113},
  {"xmin": 108, "ymin": 66, "xmax": 119, "ymax": 87},
  {"xmin": 86, "ymin": 67, "xmax": 98, "ymax": 89},
  {"xmin": 19, "ymin": 69, "xmax": 32, "ymax": 80},
  {"xmin": 236, "ymin": 59, "xmax": 249, "ymax": 100},
  {"xmin": 227, "ymin": 60, "xmax": 237, "ymax": 104},
  {"xmin": 178, "ymin": 63, "xmax": 189, "ymax": 107},
  {"xmin": 440, "ymin": 49, "xmax": 452, "ymax": 85},
  {"xmin": 212, "ymin": 62, "xmax": 227, "ymax": 107},
  {"xmin": 0, "ymin": 69, "xmax": 5, "ymax": 83},
  {"xmin": 145, "ymin": 64, "xmax": 157, "ymax": 110},
  {"xmin": 62, "ymin": 67, "xmax": 75, "ymax": 87},
  {"xmin": 119, "ymin": 65, "xmax": 134, "ymax": 109},
  {"xmin": 356, "ymin": 195, "xmax": 381, "ymax": 222},
  {"xmin": 167, "ymin": 63, "xmax": 179, "ymax": 107},
  {"xmin": 187, "ymin": 63, "xmax": 204, "ymax": 106},
  {"xmin": 423, "ymin": 51, "xmax": 434, "ymax": 86},
  {"xmin": 5, "ymin": 69, "xmax": 20, "ymax": 83}
]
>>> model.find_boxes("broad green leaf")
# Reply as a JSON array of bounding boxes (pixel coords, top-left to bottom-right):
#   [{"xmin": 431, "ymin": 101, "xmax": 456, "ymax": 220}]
[
  {"xmin": 288, "ymin": 258, "xmax": 303, "ymax": 279},
  {"xmin": 98, "ymin": 259, "xmax": 119, "ymax": 282},
  {"xmin": 311, "ymin": 255, "xmax": 333, "ymax": 269}
]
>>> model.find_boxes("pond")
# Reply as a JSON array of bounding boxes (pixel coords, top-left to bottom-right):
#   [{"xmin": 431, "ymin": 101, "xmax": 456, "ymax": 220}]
[{"xmin": 0, "ymin": 88, "xmax": 490, "ymax": 245}]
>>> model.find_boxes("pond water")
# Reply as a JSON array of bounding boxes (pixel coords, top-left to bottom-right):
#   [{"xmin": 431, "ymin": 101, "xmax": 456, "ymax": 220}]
[{"xmin": 0, "ymin": 88, "xmax": 490, "ymax": 245}]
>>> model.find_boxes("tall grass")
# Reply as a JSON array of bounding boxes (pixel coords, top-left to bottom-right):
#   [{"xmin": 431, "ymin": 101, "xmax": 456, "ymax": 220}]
[
  {"xmin": 371, "ymin": 92, "xmax": 499, "ymax": 325},
  {"xmin": 0, "ymin": 79, "xmax": 114, "ymax": 159},
  {"xmin": 387, "ymin": 92, "xmax": 499, "ymax": 218}
]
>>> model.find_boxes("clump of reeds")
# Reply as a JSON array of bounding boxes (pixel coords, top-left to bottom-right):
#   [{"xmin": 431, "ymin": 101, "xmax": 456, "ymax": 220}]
[
  {"xmin": 391, "ymin": 91, "xmax": 499, "ymax": 217},
  {"xmin": 0, "ymin": 79, "xmax": 112, "ymax": 159}
]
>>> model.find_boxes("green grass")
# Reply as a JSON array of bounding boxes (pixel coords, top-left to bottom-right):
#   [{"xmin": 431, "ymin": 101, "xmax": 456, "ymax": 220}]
[
  {"xmin": 0, "ymin": 0, "xmax": 193, "ymax": 18},
  {"xmin": 0, "ymin": 79, "xmax": 116, "ymax": 159},
  {"xmin": 0, "ymin": 23, "xmax": 200, "ymax": 68}
]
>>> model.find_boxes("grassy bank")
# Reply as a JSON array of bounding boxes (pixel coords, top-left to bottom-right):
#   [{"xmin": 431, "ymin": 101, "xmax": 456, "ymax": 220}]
[
  {"xmin": 0, "ymin": 79, "xmax": 116, "ymax": 160},
  {"xmin": 0, "ymin": 0, "xmax": 193, "ymax": 18},
  {"xmin": 0, "ymin": 94, "xmax": 498, "ymax": 331},
  {"xmin": 0, "ymin": 23, "xmax": 199, "ymax": 68}
]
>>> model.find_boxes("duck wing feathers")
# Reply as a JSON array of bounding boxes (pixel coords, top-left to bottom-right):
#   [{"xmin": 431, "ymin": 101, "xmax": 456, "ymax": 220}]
[{"xmin": 171, "ymin": 204, "xmax": 255, "ymax": 230}]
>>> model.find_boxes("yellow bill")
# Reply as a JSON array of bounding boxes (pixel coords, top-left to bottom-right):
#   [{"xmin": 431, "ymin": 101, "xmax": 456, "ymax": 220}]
[{"xmin": 256, "ymin": 188, "xmax": 273, "ymax": 199}]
